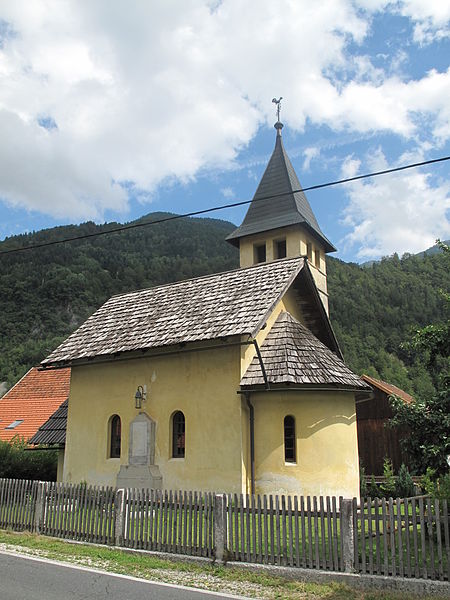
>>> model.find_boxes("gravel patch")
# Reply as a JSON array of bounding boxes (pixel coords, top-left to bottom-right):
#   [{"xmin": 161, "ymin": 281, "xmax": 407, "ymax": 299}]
[{"xmin": 0, "ymin": 542, "xmax": 297, "ymax": 599}]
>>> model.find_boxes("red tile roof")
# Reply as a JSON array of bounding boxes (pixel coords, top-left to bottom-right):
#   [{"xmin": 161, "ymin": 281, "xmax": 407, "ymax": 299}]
[
  {"xmin": 361, "ymin": 374, "xmax": 415, "ymax": 405},
  {"xmin": 0, "ymin": 367, "xmax": 70, "ymax": 442}
]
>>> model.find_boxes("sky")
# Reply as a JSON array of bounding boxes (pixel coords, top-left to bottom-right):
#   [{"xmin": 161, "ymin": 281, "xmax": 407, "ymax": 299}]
[{"xmin": 0, "ymin": 0, "xmax": 449, "ymax": 263}]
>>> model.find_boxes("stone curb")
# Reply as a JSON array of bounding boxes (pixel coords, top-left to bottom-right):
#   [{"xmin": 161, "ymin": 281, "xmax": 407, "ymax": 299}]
[
  {"xmin": 6, "ymin": 532, "xmax": 450, "ymax": 597},
  {"xmin": 63, "ymin": 539, "xmax": 450, "ymax": 597}
]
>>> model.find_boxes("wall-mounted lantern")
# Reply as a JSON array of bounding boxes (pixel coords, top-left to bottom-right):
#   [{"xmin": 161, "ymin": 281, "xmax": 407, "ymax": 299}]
[{"xmin": 134, "ymin": 385, "xmax": 147, "ymax": 409}]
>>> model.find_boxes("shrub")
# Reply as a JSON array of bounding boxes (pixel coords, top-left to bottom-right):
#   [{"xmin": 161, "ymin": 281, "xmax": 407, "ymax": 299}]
[
  {"xmin": 367, "ymin": 475, "xmax": 380, "ymax": 498},
  {"xmin": 380, "ymin": 457, "xmax": 396, "ymax": 498},
  {"xmin": 395, "ymin": 463, "xmax": 415, "ymax": 497},
  {"xmin": 421, "ymin": 468, "xmax": 450, "ymax": 501},
  {"xmin": 0, "ymin": 437, "xmax": 57, "ymax": 481}
]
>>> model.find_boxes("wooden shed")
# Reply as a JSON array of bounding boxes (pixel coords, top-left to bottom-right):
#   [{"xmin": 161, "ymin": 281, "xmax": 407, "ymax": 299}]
[{"xmin": 357, "ymin": 374, "xmax": 413, "ymax": 475}]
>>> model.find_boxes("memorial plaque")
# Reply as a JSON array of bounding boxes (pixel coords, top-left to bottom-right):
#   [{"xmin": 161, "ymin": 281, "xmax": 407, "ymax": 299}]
[
  {"xmin": 131, "ymin": 421, "xmax": 147, "ymax": 457},
  {"xmin": 117, "ymin": 411, "xmax": 163, "ymax": 490}
]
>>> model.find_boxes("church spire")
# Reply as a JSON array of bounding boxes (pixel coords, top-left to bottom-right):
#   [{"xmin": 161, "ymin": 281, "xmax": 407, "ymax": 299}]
[
  {"xmin": 226, "ymin": 99, "xmax": 335, "ymax": 314},
  {"xmin": 226, "ymin": 105, "xmax": 335, "ymax": 253}
]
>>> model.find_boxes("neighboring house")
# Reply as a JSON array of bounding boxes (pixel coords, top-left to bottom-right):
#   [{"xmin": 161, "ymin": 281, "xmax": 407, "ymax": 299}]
[
  {"xmin": 40, "ymin": 120, "xmax": 370, "ymax": 497},
  {"xmin": 357, "ymin": 374, "xmax": 413, "ymax": 475},
  {"xmin": 0, "ymin": 367, "xmax": 71, "ymax": 480}
]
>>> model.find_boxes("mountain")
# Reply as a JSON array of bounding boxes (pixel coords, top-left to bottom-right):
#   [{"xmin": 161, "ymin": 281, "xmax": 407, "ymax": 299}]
[
  {"xmin": 414, "ymin": 239, "xmax": 450, "ymax": 258},
  {"xmin": 0, "ymin": 214, "xmax": 448, "ymax": 398},
  {"xmin": 361, "ymin": 239, "xmax": 450, "ymax": 267}
]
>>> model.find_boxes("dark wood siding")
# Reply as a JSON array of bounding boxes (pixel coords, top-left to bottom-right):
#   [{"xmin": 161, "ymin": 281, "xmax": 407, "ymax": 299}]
[{"xmin": 357, "ymin": 388, "xmax": 411, "ymax": 475}]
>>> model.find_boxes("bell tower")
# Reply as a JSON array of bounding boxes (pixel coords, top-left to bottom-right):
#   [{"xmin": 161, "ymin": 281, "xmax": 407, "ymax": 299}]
[{"xmin": 226, "ymin": 101, "xmax": 336, "ymax": 314}]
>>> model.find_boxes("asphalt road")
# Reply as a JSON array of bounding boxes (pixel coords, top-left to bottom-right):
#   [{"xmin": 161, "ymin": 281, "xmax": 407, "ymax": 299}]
[{"xmin": 0, "ymin": 551, "xmax": 248, "ymax": 600}]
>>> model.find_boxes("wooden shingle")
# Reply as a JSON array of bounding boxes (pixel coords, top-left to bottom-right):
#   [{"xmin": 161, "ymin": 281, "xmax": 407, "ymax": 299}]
[
  {"xmin": 42, "ymin": 258, "xmax": 306, "ymax": 366},
  {"xmin": 241, "ymin": 311, "xmax": 369, "ymax": 390}
]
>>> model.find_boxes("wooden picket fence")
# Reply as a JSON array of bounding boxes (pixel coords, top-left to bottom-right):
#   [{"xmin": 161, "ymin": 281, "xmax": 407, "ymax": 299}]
[
  {"xmin": 121, "ymin": 488, "xmax": 214, "ymax": 557},
  {"xmin": 1, "ymin": 478, "xmax": 449, "ymax": 582},
  {"xmin": 0, "ymin": 478, "xmax": 38, "ymax": 532},
  {"xmin": 41, "ymin": 482, "xmax": 116, "ymax": 544},
  {"xmin": 226, "ymin": 493, "xmax": 342, "ymax": 571},
  {"xmin": 354, "ymin": 497, "xmax": 450, "ymax": 581}
]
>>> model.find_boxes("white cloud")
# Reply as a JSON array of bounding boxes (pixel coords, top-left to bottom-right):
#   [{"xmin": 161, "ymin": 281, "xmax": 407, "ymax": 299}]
[
  {"xmin": 221, "ymin": 187, "xmax": 234, "ymax": 199},
  {"xmin": 0, "ymin": 0, "xmax": 448, "ymax": 222},
  {"xmin": 302, "ymin": 147, "xmax": 320, "ymax": 171},
  {"xmin": 340, "ymin": 149, "xmax": 450, "ymax": 259},
  {"xmin": 396, "ymin": 0, "xmax": 450, "ymax": 43}
]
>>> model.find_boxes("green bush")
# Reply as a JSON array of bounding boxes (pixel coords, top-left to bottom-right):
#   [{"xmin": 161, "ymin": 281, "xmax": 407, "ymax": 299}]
[
  {"xmin": 0, "ymin": 437, "xmax": 57, "ymax": 481},
  {"xmin": 421, "ymin": 468, "xmax": 450, "ymax": 501},
  {"xmin": 395, "ymin": 463, "xmax": 415, "ymax": 497},
  {"xmin": 380, "ymin": 457, "xmax": 397, "ymax": 497},
  {"xmin": 367, "ymin": 475, "xmax": 380, "ymax": 498}
]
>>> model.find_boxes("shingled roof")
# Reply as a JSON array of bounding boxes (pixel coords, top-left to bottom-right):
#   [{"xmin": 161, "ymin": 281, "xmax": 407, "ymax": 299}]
[
  {"xmin": 29, "ymin": 399, "xmax": 68, "ymax": 447},
  {"xmin": 241, "ymin": 312, "xmax": 369, "ymax": 390},
  {"xmin": 0, "ymin": 367, "xmax": 70, "ymax": 442},
  {"xmin": 226, "ymin": 125, "xmax": 336, "ymax": 252},
  {"xmin": 42, "ymin": 257, "xmax": 329, "ymax": 366},
  {"xmin": 361, "ymin": 374, "xmax": 414, "ymax": 404}
]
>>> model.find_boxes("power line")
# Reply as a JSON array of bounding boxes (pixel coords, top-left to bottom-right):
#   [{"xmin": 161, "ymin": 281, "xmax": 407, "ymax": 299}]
[{"xmin": 1, "ymin": 154, "xmax": 449, "ymax": 256}]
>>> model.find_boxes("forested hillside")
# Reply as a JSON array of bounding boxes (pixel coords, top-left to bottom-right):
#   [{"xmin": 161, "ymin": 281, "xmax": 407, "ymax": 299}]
[
  {"xmin": 0, "ymin": 214, "xmax": 238, "ymax": 388},
  {"xmin": 0, "ymin": 213, "xmax": 448, "ymax": 398},
  {"xmin": 328, "ymin": 253, "xmax": 448, "ymax": 398}
]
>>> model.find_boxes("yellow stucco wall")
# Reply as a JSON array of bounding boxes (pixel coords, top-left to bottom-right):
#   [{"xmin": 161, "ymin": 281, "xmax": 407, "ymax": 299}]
[
  {"xmin": 250, "ymin": 390, "xmax": 360, "ymax": 498},
  {"xmin": 238, "ymin": 225, "xmax": 329, "ymax": 314},
  {"xmin": 64, "ymin": 343, "xmax": 246, "ymax": 492},
  {"xmin": 57, "ymin": 449, "xmax": 65, "ymax": 482}
]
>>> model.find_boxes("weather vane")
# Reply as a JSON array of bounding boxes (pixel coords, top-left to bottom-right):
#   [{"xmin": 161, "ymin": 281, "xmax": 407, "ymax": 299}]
[{"xmin": 272, "ymin": 97, "xmax": 283, "ymax": 122}]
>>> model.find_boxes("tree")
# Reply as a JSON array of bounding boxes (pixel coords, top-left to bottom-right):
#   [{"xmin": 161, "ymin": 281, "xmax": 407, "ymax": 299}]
[{"xmin": 390, "ymin": 241, "xmax": 450, "ymax": 476}]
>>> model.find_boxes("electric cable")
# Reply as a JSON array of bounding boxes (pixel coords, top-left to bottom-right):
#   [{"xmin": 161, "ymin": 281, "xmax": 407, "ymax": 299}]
[{"xmin": 0, "ymin": 155, "xmax": 448, "ymax": 255}]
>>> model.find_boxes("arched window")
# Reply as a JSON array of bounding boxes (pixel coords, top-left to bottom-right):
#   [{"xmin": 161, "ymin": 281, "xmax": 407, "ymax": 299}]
[
  {"xmin": 284, "ymin": 415, "xmax": 296, "ymax": 463},
  {"xmin": 109, "ymin": 415, "xmax": 121, "ymax": 458},
  {"xmin": 172, "ymin": 411, "xmax": 185, "ymax": 458}
]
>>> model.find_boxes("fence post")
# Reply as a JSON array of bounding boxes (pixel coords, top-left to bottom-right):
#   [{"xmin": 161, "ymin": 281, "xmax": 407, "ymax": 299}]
[
  {"xmin": 340, "ymin": 498, "xmax": 355, "ymax": 572},
  {"xmin": 114, "ymin": 489, "xmax": 125, "ymax": 547},
  {"xmin": 33, "ymin": 481, "xmax": 47, "ymax": 534},
  {"xmin": 214, "ymin": 494, "xmax": 227, "ymax": 563}
]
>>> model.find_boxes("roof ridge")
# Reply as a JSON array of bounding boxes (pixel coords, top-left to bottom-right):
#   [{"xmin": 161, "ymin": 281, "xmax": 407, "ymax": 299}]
[
  {"xmin": 107, "ymin": 256, "xmax": 305, "ymax": 300},
  {"xmin": 276, "ymin": 137, "xmax": 309, "ymax": 223}
]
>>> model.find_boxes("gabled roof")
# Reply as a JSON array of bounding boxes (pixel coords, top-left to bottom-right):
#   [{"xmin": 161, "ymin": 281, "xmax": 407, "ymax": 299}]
[
  {"xmin": 29, "ymin": 399, "xmax": 68, "ymax": 447},
  {"xmin": 43, "ymin": 258, "xmax": 303, "ymax": 365},
  {"xmin": 0, "ymin": 367, "xmax": 70, "ymax": 442},
  {"xmin": 42, "ymin": 257, "xmax": 341, "ymax": 367},
  {"xmin": 226, "ymin": 126, "xmax": 336, "ymax": 252},
  {"xmin": 361, "ymin": 374, "xmax": 414, "ymax": 404},
  {"xmin": 241, "ymin": 312, "xmax": 369, "ymax": 390}
]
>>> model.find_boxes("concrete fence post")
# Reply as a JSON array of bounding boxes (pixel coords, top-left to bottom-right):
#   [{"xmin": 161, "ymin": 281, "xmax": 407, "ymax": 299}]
[
  {"xmin": 114, "ymin": 489, "xmax": 125, "ymax": 547},
  {"xmin": 340, "ymin": 497, "xmax": 355, "ymax": 572},
  {"xmin": 214, "ymin": 493, "xmax": 227, "ymax": 563},
  {"xmin": 33, "ymin": 481, "xmax": 47, "ymax": 534}
]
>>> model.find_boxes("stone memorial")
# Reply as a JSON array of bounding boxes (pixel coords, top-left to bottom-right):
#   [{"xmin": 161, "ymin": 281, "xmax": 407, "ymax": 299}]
[{"xmin": 116, "ymin": 412, "xmax": 163, "ymax": 489}]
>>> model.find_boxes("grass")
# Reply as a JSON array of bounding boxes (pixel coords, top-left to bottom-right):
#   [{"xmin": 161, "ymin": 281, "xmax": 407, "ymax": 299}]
[{"xmin": 0, "ymin": 529, "xmax": 448, "ymax": 600}]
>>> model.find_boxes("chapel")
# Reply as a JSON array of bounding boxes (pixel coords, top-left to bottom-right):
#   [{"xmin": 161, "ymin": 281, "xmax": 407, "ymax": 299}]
[{"xmin": 40, "ymin": 114, "xmax": 370, "ymax": 498}]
